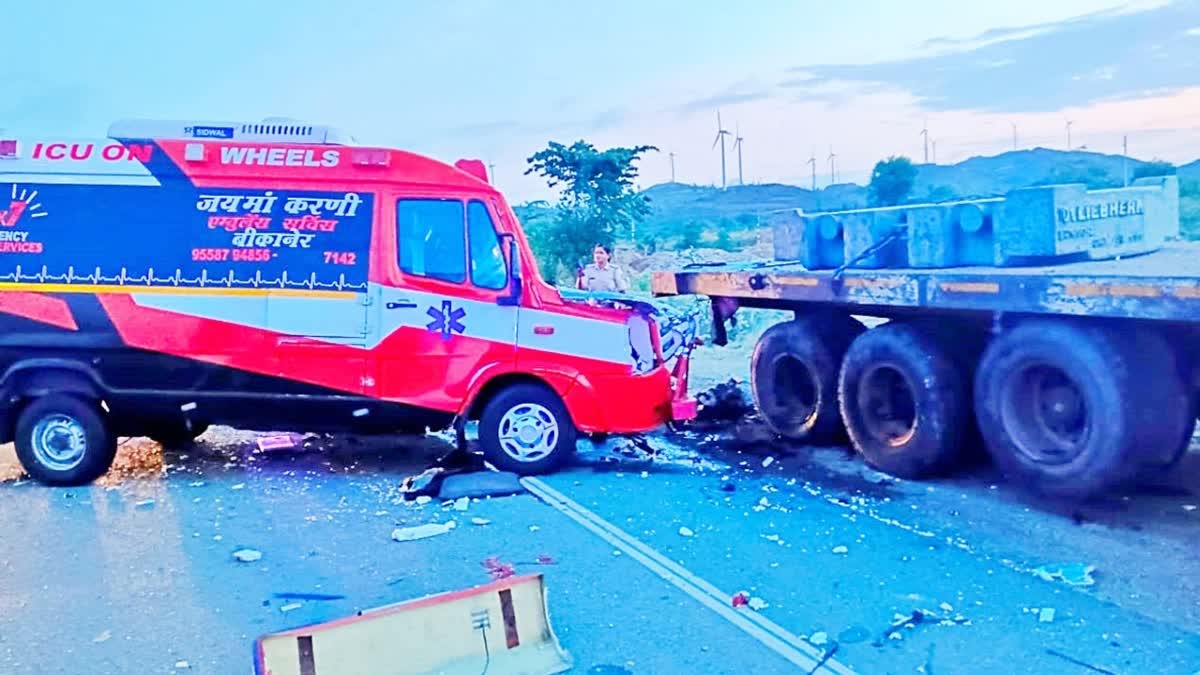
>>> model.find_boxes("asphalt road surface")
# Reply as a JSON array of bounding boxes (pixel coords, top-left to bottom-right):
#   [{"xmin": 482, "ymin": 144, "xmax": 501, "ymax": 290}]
[{"xmin": 2, "ymin": 408, "xmax": 1199, "ymax": 675}]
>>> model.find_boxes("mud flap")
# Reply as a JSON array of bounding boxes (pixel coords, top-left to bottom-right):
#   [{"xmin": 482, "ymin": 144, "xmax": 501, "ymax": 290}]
[{"xmin": 254, "ymin": 574, "xmax": 571, "ymax": 675}]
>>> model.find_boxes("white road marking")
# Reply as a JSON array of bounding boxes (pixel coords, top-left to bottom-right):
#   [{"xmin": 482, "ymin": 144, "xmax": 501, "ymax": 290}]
[{"xmin": 522, "ymin": 476, "xmax": 858, "ymax": 675}]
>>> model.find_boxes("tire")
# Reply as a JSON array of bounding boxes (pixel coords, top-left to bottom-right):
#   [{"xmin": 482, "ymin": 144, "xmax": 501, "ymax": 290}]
[
  {"xmin": 14, "ymin": 394, "xmax": 117, "ymax": 486},
  {"xmin": 838, "ymin": 323, "xmax": 968, "ymax": 478},
  {"xmin": 478, "ymin": 383, "xmax": 577, "ymax": 475},
  {"xmin": 150, "ymin": 422, "xmax": 210, "ymax": 448},
  {"xmin": 973, "ymin": 320, "xmax": 1148, "ymax": 499},
  {"xmin": 1124, "ymin": 329, "xmax": 1195, "ymax": 480},
  {"xmin": 751, "ymin": 313, "xmax": 864, "ymax": 443}
]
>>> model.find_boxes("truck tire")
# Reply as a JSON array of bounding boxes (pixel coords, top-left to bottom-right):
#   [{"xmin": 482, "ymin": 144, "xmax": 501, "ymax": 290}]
[
  {"xmin": 14, "ymin": 394, "xmax": 117, "ymax": 486},
  {"xmin": 478, "ymin": 383, "xmax": 577, "ymax": 475},
  {"xmin": 1123, "ymin": 328, "xmax": 1195, "ymax": 479},
  {"xmin": 838, "ymin": 323, "xmax": 968, "ymax": 478},
  {"xmin": 973, "ymin": 320, "xmax": 1147, "ymax": 499},
  {"xmin": 150, "ymin": 422, "xmax": 210, "ymax": 448},
  {"xmin": 751, "ymin": 314, "xmax": 864, "ymax": 443}
]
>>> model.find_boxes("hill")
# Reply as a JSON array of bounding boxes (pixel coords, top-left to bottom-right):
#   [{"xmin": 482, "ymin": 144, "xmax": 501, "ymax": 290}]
[{"xmin": 1181, "ymin": 159, "xmax": 1200, "ymax": 180}]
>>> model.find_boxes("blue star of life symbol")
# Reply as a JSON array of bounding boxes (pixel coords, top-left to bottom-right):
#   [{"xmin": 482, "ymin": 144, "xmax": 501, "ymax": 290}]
[{"xmin": 426, "ymin": 300, "xmax": 466, "ymax": 340}]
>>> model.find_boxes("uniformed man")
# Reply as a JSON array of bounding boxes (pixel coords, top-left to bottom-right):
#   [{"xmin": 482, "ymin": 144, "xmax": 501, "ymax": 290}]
[{"xmin": 577, "ymin": 243, "xmax": 629, "ymax": 293}]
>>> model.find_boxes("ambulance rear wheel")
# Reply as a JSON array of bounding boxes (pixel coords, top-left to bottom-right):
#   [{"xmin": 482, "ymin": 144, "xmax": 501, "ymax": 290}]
[
  {"xmin": 478, "ymin": 384, "xmax": 577, "ymax": 475},
  {"xmin": 14, "ymin": 394, "xmax": 117, "ymax": 486}
]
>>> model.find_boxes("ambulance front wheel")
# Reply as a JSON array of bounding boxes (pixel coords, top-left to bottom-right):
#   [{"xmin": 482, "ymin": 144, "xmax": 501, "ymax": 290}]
[
  {"xmin": 13, "ymin": 394, "xmax": 117, "ymax": 486},
  {"xmin": 478, "ymin": 384, "xmax": 577, "ymax": 475}
]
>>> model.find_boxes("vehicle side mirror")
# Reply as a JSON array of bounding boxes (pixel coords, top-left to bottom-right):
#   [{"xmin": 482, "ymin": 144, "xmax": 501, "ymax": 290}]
[{"xmin": 497, "ymin": 233, "xmax": 522, "ymax": 306}]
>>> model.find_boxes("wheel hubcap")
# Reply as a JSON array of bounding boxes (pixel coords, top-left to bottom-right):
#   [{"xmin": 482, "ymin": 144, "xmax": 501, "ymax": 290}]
[
  {"xmin": 497, "ymin": 403, "xmax": 559, "ymax": 463},
  {"xmin": 857, "ymin": 364, "xmax": 918, "ymax": 447},
  {"xmin": 1002, "ymin": 363, "xmax": 1090, "ymax": 465},
  {"xmin": 31, "ymin": 414, "xmax": 88, "ymax": 471}
]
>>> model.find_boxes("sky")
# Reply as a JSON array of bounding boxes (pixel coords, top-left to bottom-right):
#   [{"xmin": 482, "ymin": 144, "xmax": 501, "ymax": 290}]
[{"xmin": 3, "ymin": 0, "xmax": 1199, "ymax": 202}]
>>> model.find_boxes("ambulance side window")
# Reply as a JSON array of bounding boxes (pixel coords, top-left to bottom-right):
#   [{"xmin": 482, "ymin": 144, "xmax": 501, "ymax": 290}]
[
  {"xmin": 396, "ymin": 199, "xmax": 466, "ymax": 283},
  {"xmin": 467, "ymin": 201, "xmax": 507, "ymax": 290}
]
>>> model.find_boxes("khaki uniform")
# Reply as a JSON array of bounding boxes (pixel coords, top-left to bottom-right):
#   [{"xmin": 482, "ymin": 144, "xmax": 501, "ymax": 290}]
[{"xmin": 579, "ymin": 263, "xmax": 629, "ymax": 293}]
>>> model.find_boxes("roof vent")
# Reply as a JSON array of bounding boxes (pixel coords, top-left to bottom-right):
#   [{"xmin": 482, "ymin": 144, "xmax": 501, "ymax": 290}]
[{"xmin": 107, "ymin": 118, "xmax": 357, "ymax": 145}]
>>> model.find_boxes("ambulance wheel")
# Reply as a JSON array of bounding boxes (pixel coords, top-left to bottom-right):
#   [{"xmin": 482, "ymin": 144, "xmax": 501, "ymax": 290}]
[
  {"xmin": 14, "ymin": 394, "xmax": 117, "ymax": 486},
  {"xmin": 150, "ymin": 422, "xmax": 209, "ymax": 448},
  {"xmin": 478, "ymin": 384, "xmax": 577, "ymax": 475}
]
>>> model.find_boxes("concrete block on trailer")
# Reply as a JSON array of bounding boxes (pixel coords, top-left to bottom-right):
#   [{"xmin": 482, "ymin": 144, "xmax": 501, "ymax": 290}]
[
  {"xmin": 906, "ymin": 200, "xmax": 1003, "ymax": 268},
  {"xmin": 996, "ymin": 176, "xmax": 1179, "ymax": 266},
  {"xmin": 769, "ymin": 208, "xmax": 845, "ymax": 269},
  {"xmin": 842, "ymin": 208, "xmax": 909, "ymax": 269}
]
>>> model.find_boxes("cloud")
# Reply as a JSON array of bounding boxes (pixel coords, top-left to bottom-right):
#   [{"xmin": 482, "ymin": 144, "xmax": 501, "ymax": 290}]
[
  {"xmin": 792, "ymin": 1, "xmax": 1200, "ymax": 114},
  {"xmin": 672, "ymin": 81, "xmax": 774, "ymax": 116}
]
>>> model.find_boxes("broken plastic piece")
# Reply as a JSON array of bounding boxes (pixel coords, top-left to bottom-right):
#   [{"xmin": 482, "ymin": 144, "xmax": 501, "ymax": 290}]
[
  {"xmin": 1039, "ymin": 608, "xmax": 1056, "ymax": 623},
  {"xmin": 233, "ymin": 548, "xmax": 263, "ymax": 563},
  {"xmin": 481, "ymin": 556, "xmax": 515, "ymax": 580},
  {"xmin": 391, "ymin": 521, "xmax": 456, "ymax": 542},
  {"xmin": 255, "ymin": 434, "xmax": 297, "ymax": 452},
  {"xmin": 1031, "ymin": 563, "xmax": 1096, "ymax": 587},
  {"xmin": 731, "ymin": 591, "xmax": 750, "ymax": 608},
  {"xmin": 678, "ymin": 526, "xmax": 695, "ymax": 537}
]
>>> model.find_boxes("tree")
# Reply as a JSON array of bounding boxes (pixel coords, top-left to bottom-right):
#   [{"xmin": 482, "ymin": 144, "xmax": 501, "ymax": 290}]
[
  {"xmin": 1133, "ymin": 159, "xmax": 1177, "ymax": 180},
  {"xmin": 524, "ymin": 140, "xmax": 658, "ymax": 282},
  {"xmin": 868, "ymin": 156, "xmax": 917, "ymax": 206}
]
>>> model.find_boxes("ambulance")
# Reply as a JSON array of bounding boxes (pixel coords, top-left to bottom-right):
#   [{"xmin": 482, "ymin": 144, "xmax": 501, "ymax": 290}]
[{"xmin": 0, "ymin": 119, "xmax": 696, "ymax": 486}]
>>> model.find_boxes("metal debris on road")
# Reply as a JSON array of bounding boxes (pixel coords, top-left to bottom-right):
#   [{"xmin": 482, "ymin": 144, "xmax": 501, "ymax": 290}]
[
  {"xmin": 1032, "ymin": 562, "xmax": 1096, "ymax": 587},
  {"xmin": 470, "ymin": 517, "xmax": 491, "ymax": 526},
  {"xmin": 438, "ymin": 471, "xmax": 524, "ymax": 500},
  {"xmin": 255, "ymin": 434, "xmax": 299, "ymax": 452},
  {"xmin": 832, "ymin": 546, "xmax": 849, "ymax": 555},
  {"xmin": 1039, "ymin": 608, "xmax": 1057, "ymax": 623},
  {"xmin": 279, "ymin": 602, "xmax": 303, "ymax": 613},
  {"xmin": 233, "ymin": 548, "xmax": 263, "ymax": 563},
  {"xmin": 391, "ymin": 521, "xmax": 456, "ymax": 542},
  {"xmin": 134, "ymin": 499, "xmax": 155, "ymax": 509},
  {"xmin": 678, "ymin": 526, "xmax": 695, "ymax": 537}
]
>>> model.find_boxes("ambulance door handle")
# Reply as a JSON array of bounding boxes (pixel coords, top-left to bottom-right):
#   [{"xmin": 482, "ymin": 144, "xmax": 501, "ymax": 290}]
[{"xmin": 386, "ymin": 300, "xmax": 418, "ymax": 310}]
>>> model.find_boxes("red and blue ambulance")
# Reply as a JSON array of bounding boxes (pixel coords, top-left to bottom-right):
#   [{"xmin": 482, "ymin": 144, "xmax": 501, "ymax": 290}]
[{"xmin": 0, "ymin": 119, "xmax": 696, "ymax": 485}]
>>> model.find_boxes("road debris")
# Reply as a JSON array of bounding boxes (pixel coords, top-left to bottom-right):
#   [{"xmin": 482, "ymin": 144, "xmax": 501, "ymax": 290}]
[
  {"xmin": 391, "ymin": 521, "xmax": 456, "ymax": 542},
  {"xmin": 471, "ymin": 517, "xmax": 491, "ymax": 526},
  {"xmin": 452, "ymin": 497, "xmax": 470, "ymax": 511},
  {"xmin": 1032, "ymin": 562, "xmax": 1096, "ymax": 587},
  {"xmin": 747, "ymin": 597, "xmax": 769, "ymax": 610},
  {"xmin": 272, "ymin": 592, "xmax": 345, "ymax": 602},
  {"xmin": 1045, "ymin": 649, "xmax": 1118, "ymax": 674},
  {"xmin": 832, "ymin": 546, "xmax": 849, "ymax": 555},
  {"xmin": 809, "ymin": 632, "xmax": 829, "ymax": 646},
  {"xmin": 762, "ymin": 456, "xmax": 776, "ymax": 468},
  {"xmin": 678, "ymin": 526, "xmax": 695, "ymax": 537},
  {"xmin": 134, "ymin": 499, "xmax": 156, "ymax": 509},
  {"xmin": 255, "ymin": 434, "xmax": 299, "ymax": 452},
  {"xmin": 400, "ymin": 467, "xmax": 446, "ymax": 499},
  {"xmin": 1039, "ymin": 608, "xmax": 1057, "ymax": 623},
  {"xmin": 174, "ymin": 661, "xmax": 190, "ymax": 669},
  {"xmin": 482, "ymin": 556, "xmax": 516, "ymax": 580},
  {"xmin": 438, "ymin": 471, "xmax": 524, "ymax": 500},
  {"xmin": 232, "ymin": 483, "xmax": 245, "ymax": 490},
  {"xmin": 529, "ymin": 525, "xmax": 541, "ymax": 532},
  {"xmin": 1183, "ymin": 504, "xmax": 1197, "ymax": 512},
  {"xmin": 279, "ymin": 602, "xmax": 303, "ymax": 613},
  {"xmin": 731, "ymin": 592, "xmax": 749, "ymax": 607},
  {"xmin": 93, "ymin": 630, "xmax": 112, "ymax": 643},
  {"xmin": 233, "ymin": 548, "xmax": 263, "ymax": 563}
]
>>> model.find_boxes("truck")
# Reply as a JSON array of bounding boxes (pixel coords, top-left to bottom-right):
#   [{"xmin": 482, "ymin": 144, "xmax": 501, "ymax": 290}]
[
  {"xmin": 0, "ymin": 119, "xmax": 696, "ymax": 486},
  {"xmin": 653, "ymin": 177, "xmax": 1200, "ymax": 499}
]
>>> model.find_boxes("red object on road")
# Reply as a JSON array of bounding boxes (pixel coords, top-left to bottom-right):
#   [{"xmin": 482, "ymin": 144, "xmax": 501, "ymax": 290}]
[{"xmin": 731, "ymin": 592, "xmax": 749, "ymax": 608}]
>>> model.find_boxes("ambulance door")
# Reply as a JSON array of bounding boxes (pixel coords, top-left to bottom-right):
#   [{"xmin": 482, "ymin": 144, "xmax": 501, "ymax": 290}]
[{"xmin": 372, "ymin": 195, "xmax": 517, "ymax": 412}]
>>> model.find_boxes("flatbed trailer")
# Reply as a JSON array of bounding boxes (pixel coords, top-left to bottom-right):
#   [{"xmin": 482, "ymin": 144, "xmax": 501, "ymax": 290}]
[{"xmin": 653, "ymin": 242, "xmax": 1200, "ymax": 499}]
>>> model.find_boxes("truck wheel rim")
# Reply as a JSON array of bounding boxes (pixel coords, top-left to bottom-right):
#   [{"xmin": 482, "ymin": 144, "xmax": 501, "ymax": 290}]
[
  {"xmin": 31, "ymin": 414, "xmax": 88, "ymax": 472},
  {"xmin": 498, "ymin": 403, "xmax": 559, "ymax": 462},
  {"xmin": 771, "ymin": 354, "xmax": 818, "ymax": 424},
  {"xmin": 857, "ymin": 364, "xmax": 918, "ymax": 447},
  {"xmin": 1002, "ymin": 363, "xmax": 1089, "ymax": 465}
]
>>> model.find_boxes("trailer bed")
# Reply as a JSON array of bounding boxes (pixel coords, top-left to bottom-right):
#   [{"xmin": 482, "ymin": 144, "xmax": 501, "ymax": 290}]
[{"xmin": 653, "ymin": 242, "xmax": 1200, "ymax": 323}]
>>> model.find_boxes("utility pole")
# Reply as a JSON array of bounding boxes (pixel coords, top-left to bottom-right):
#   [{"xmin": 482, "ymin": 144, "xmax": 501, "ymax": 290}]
[
  {"xmin": 669, "ymin": 152, "xmax": 676, "ymax": 183},
  {"xmin": 1011, "ymin": 122, "xmax": 1018, "ymax": 150},
  {"xmin": 488, "ymin": 163, "xmax": 496, "ymax": 183},
  {"xmin": 932, "ymin": 139, "xmax": 937, "ymax": 164}
]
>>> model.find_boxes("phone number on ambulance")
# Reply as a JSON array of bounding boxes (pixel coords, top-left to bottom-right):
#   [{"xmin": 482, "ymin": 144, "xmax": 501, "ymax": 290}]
[{"xmin": 191, "ymin": 248, "xmax": 273, "ymax": 262}]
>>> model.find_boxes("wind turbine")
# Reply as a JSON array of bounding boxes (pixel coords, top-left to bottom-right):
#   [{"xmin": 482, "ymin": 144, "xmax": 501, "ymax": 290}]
[
  {"xmin": 920, "ymin": 120, "xmax": 930, "ymax": 164},
  {"xmin": 807, "ymin": 150, "xmax": 817, "ymax": 191},
  {"xmin": 1011, "ymin": 121, "xmax": 1018, "ymax": 150},
  {"xmin": 712, "ymin": 111, "xmax": 732, "ymax": 189},
  {"xmin": 1066, "ymin": 120, "xmax": 1074, "ymax": 150},
  {"xmin": 827, "ymin": 146, "xmax": 837, "ymax": 186},
  {"xmin": 669, "ymin": 151, "xmax": 676, "ymax": 183},
  {"xmin": 731, "ymin": 124, "xmax": 745, "ymax": 186}
]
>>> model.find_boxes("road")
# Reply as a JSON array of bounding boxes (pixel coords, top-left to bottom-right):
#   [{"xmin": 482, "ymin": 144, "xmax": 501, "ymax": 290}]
[{"xmin": 2, "ymin": 403, "xmax": 1199, "ymax": 675}]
